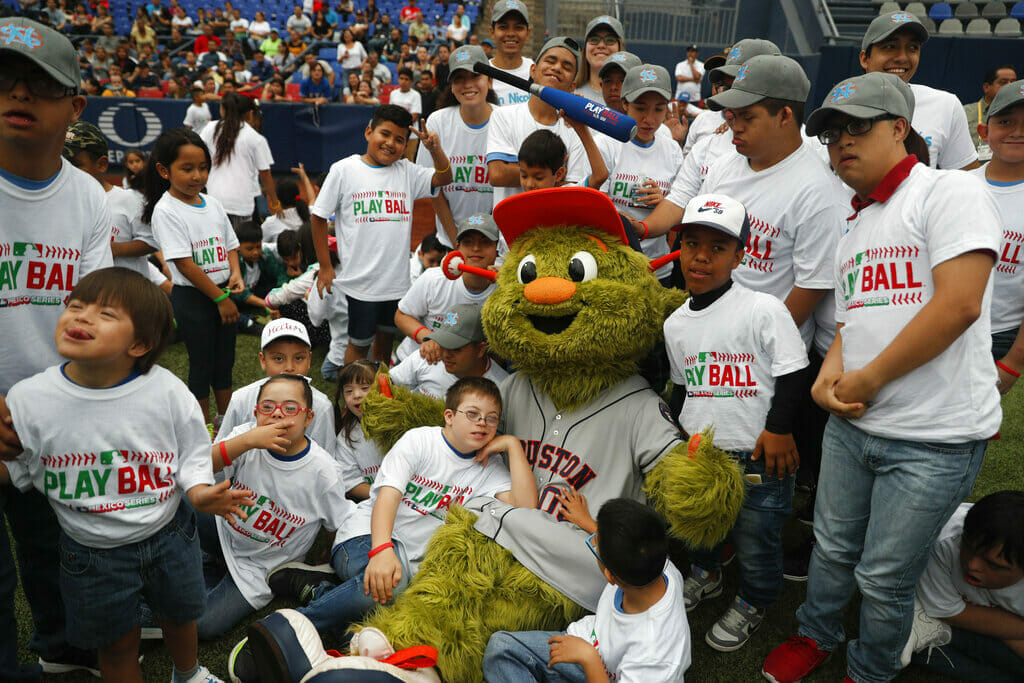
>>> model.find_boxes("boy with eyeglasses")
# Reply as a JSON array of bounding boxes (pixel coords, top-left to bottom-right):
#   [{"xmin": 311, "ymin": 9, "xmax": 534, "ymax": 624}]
[
  {"xmin": 0, "ymin": 17, "xmax": 114, "ymax": 679},
  {"xmin": 762, "ymin": 71, "xmax": 1002, "ymax": 683}
]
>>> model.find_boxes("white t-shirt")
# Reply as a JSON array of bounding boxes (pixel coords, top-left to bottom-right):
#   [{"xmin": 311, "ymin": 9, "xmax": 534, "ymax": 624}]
[
  {"xmin": 835, "ymin": 163, "xmax": 1001, "ymax": 442},
  {"xmin": 489, "ymin": 57, "xmax": 533, "ymax": 107},
  {"xmin": 664, "ymin": 283, "xmax": 808, "ymax": 452},
  {"xmin": 107, "ymin": 185, "xmax": 156, "ymax": 276},
  {"xmin": 260, "ymin": 207, "xmax": 304, "ymax": 244},
  {"xmin": 332, "ymin": 425, "xmax": 512, "ymax": 573},
  {"xmin": 668, "ymin": 143, "xmax": 844, "ymax": 347},
  {"xmin": 566, "ymin": 560, "xmax": 690, "ymax": 682},
  {"xmin": 215, "ymin": 376, "xmax": 336, "ymax": 450},
  {"xmin": 199, "ymin": 121, "xmax": 275, "ymax": 216},
  {"xmin": 311, "ymin": 155, "xmax": 436, "ymax": 301},
  {"xmin": 909, "ymin": 83, "xmax": 978, "ymax": 171},
  {"xmin": 415, "ymin": 106, "xmax": 494, "ymax": 249},
  {"xmin": 183, "ymin": 102, "xmax": 212, "ymax": 132},
  {"xmin": 574, "ymin": 82, "xmax": 603, "ymax": 105},
  {"xmin": 970, "ymin": 169, "xmax": 1024, "ymax": 334},
  {"xmin": 307, "ymin": 278, "xmax": 349, "ymax": 367},
  {"xmin": 674, "ymin": 58, "xmax": 704, "ymax": 103},
  {"xmin": 333, "ymin": 422, "xmax": 383, "ymax": 491},
  {"xmin": 249, "ymin": 20, "xmax": 271, "ymax": 36},
  {"xmin": 917, "ymin": 503, "xmax": 1024, "ymax": 620},
  {"xmin": 394, "ymin": 267, "xmax": 496, "ymax": 360},
  {"xmin": 216, "ymin": 423, "xmax": 354, "ymax": 608},
  {"xmin": 151, "ymin": 192, "xmax": 239, "ymax": 287},
  {"xmin": 486, "ymin": 101, "xmax": 591, "ymax": 207},
  {"xmin": 389, "ymin": 88, "xmax": 422, "ymax": 116},
  {"xmin": 683, "ymin": 109, "xmax": 725, "ymax": 157},
  {"xmin": 597, "ymin": 135, "xmax": 682, "ymax": 280},
  {"xmin": 389, "ymin": 352, "xmax": 508, "ymax": 400},
  {"xmin": 230, "ymin": 17, "xmax": 249, "ymax": 31},
  {"xmin": 0, "ymin": 161, "xmax": 113, "ymax": 395},
  {"xmin": 675, "ymin": 127, "xmax": 736, "ymax": 199},
  {"xmin": 337, "ymin": 41, "xmax": 367, "ymax": 70},
  {"xmin": 447, "ymin": 19, "xmax": 468, "ymax": 42},
  {"xmin": 5, "ymin": 366, "xmax": 214, "ymax": 548}
]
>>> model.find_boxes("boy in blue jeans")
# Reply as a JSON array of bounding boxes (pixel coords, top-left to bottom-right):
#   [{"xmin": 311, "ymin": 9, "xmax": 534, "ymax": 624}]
[{"xmin": 663, "ymin": 193, "xmax": 808, "ymax": 652}]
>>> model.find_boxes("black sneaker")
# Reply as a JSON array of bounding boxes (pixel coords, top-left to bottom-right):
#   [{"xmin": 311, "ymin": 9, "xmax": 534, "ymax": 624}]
[
  {"xmin": 796, "ymin": 490, "xmax": 816, "ymax": 527},
  {"xmin": 266, "ymin": 562, "xmax": 338, "ymax": 603},
  {"xmin": 783, "ymin": 539, "xmax": 814, "ymax": 582},
  {"xmin": 39, "ymin": 646, "xmax": 100, "ymax": 677},
  {"xmin": 228, "ymin": 637, "xmax": 258, "ymax": 683}
]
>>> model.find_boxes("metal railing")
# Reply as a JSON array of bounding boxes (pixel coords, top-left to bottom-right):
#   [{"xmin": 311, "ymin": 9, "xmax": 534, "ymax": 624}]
[{"xmin": 546, "ymin": 0, "xmax": 739, "ymax": 46}]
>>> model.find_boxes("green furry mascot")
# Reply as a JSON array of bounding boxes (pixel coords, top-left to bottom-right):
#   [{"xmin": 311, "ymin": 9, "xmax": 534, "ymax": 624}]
[{"xmin": 353, "ymin": 187, "xmax": 745, "ymax": 682}]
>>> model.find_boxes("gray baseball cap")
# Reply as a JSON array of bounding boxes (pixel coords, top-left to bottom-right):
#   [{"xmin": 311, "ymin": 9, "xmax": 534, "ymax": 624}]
[
  {"xmin": 491, "ymin": 0, "xmax": 529, "ymax": 25},
  {"xmin": 424, "ymin": 304, "xmax": 486, "ymax": 349},
  {"xmin": 984, "ymin": 79, "xmax": 1024, "ymax": 123},
  {"xmin": 861, "ymin": 12, "xmax": 929, "ymax": 51},
  {"xmin": 0, "ymin": 17, "xmax": 81, "ymax": 91},
  {"xmin": 709, "ymin": 38, "xmax": 781, "ymax": 84},
  {"xmin": 536, "ymin": 36, "xmax": 581, "ymax": 70},
  {"xmin": 806, "ymin": 72, "xmax": 913, "ymax": 136},
  {"xmin": 622, "ymin": 64, "xmax": 672, "ymax": 103},
  {"xmin": 706, "ymin": 54, "xmax": 810, "ymax": 111},
  {"xmin": 449, "ymin": 45, "xmax": 488, "ymax": 75},
  {"xmin": 584, "ymin": 15, "xmax": 623, "ymax": 40},
  {"xmin": 456, "ymin": 213, "xmax": 500, "ymax": 242},
  {"xmin": 597, "ymin": 50, "xmax": 641, "ymax": 79}
]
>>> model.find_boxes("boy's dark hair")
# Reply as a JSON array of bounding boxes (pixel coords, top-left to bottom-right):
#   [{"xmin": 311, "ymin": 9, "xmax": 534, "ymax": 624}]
[
  {"xmin": 962, "ymin": 490, "xmax": 1024, "ymax": 571},
  {"xmin": 68, "ymin": 267, "xmax": 175, "ymax": 374},
  {"xmin": 397, "ymin": 67, "xmax": 414, "ymax": 80},
  {"xmin": 257, "ymin": 373, "xmax": 314, "ymax": 410},
  {"xmin": 984, "ymin": 65, "xmax": 1017, "ymax": 84},
  {"xmin": 445, "ymin": 376, "xmax": 502, "ymax": 413},
  {"xmin": 596, "ymin": 498, "xmax": 668, "ymax": 587},
  {"xmin": 235, "ymin": 220, "xmax": 262, "ymax": 245},
  {"xmin": 333, "ymin": 360, "xmax": 378, "ymax": 446},
  {"xmin": 369, "ymin": 103, "xmax": 414, "ymax": 131},
  {"xmin": 276, "ymin": 229, "xmax": 301, "ymax": 259},
  {"xmin": 759, "ymin": 97, "xmax": 806, "ymax": 126},
  {"xmin": 420, "ymin": 232, "xmax": 448, "ymax": 256},
  {"xmin": 518, "ymin": 130, "xmax": 566, "ymax": 174},
  {"xmin": 190, "ymin": 86, "xmax": 203, "ymax": 95}
]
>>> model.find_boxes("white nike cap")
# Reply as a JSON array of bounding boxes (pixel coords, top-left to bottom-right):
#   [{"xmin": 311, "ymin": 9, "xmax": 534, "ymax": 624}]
[{"xmin": 679, "ymin": 193, "xmax": 750, "ymax": 245}]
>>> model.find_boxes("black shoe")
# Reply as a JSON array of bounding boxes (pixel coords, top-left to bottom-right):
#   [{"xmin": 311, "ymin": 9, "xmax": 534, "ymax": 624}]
[
  {"xmin": 783, "ymin": 539, "xmax": 814, "ymax": 582},
  {"xmin": 796, "ymin": 490, "xmax": 816, "ymax": 528},
  {"xmin": 266, "ymin": 562, "xmax": 338, "ymax": 603},
  {"xmin": 246, "ymin": 620, "xmax": 292, "ymax": 683},
  {"xmin": 39, "ymin": 646, "xmax": 100, "ymax": 677},
  {"xmin": 228, "ymin": 637, "xmax": 259, "ymax": 683}
]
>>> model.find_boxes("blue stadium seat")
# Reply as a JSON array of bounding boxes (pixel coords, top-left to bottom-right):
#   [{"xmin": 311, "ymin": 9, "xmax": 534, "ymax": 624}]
[
  {"xmin": 929, "ymin": 2, "xmax": 954, "ymax": 20},
  {"xmin": 1012, "ymin": 1, "xmax": 1024, "ymax": 18},
  {"xmin": 319, "ymin": 46, "xmax": 336, "ymax": 60}
]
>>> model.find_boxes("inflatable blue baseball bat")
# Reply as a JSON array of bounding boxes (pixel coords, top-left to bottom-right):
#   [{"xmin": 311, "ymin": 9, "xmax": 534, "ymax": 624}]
[{"xmin": 473, "ymin": 62, "xmax": 638, "ymax": 142}]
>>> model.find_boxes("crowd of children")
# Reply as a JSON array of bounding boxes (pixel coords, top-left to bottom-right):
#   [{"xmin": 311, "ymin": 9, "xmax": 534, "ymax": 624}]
[{"xmin": 2, "ymin": 8, "xmax": 1024, "ymax": 683}]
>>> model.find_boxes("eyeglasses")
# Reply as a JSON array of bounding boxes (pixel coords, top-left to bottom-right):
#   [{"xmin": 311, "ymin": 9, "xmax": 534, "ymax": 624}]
[
  {"xmin": 817, "ymin": 115, "xmax": 896, "ymax": 146},
  {"xmin": 456, "ymin": 409, "xmax": 500, "ymax": 427},
  {"xmin": 586, "ymin": 532, "xmax": 602, "ymax": 564},
  {"xmin": 587, "ymin": 35, "xmax": 618, "ymax": 46},
  {"xmin": 0, "ymin": 68, "xmax": 78, "ymax": 99},
  {"xmin": 255, "ymin": 400, "xmax": 309, "ymax": 417}
]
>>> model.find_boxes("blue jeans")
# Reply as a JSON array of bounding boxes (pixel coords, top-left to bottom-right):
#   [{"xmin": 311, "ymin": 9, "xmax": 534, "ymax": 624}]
[
  {"xmin": 194, "ymin": 512, "xmax": 254, "ymax": 640},
  {"xmin": 482, "ymin": 631, "xmax": 586, "ymax": 683},
  {"xmin": 796, "ymin": 416, "xmax": 986, "ymax": 683},
  {"xmin": 321, "ymin": 356, "xmax": 342, "ymax": 382},
  {"xmin": 689, "ymin": 450, "xmax": 793, "ymax": 608},
  {"xmin": 297, "ymin": 535, "xmax": 410, "ymax": 642},
  {"xmin": 911, "ymin": 625, "xmax": 1024, "ymax": 681}
]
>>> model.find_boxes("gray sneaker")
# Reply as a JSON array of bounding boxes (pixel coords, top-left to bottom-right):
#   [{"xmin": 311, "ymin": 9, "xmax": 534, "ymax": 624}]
[
  {"xmin": 683, "ymin": 564, "xmax": 723, "ymax": 613},
  {"xmin": 900, "ymin": 597, "xmax": 952, "ymax": 667},
  {"xmin": 705, "ymin": 595, "xmax": 765, "ymax": 652}
]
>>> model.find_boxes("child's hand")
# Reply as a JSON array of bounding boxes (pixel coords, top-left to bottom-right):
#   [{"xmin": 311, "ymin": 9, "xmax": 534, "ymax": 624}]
[
  {"xmin": 811, "ymin": 368, "xmax": 867, "ymax": 419},
  {"xmin": 638, "ymin": 180, "xmax": 664, "ymax": 207},
  {"xmin": 418, "ymin": 339, "xmax": 442, "ymax": 364},
  {"xmin": 189, "ymin": 480, "xmax": 255, "ymax": 525},
  {"xmin": 316, "ymin": 264, "xmax": 336, "ymax": 296},
  {"xmin": 246, "ymin": 421, "xmax": 293, "ymax": 454},
  {"xmin": 996, "ymin": 357, "xmax": 1019, "ymax": 394},
  {"xmin": 665, "ymin": 100, "xmax": 689, "ymax": 143},
  {"xmin": 752, "ymin": 430, "xmax": 799, "ymax": 479},
  {"xmin": 217, "ymin": 297, "xmax": 239, "ymax": 325},
  {"xmin": 555, "ymin": 489, "xmax": 596, "ymax": 534},
  {"xmin": 364, "ymin": 547, "xmax": 402, "ymax": 603},
  {"xmin": 411, "ymin": 119, "xmax": 441, "ymax": 154},
  {"xmin": 0, "ymin": 396, "xmax": 23, "ymax": 460},
  {"xmin": 474, "ymin": 434, "xmax": 514, "ymax": 467},
  {"xmin": 833, "ymin": 368, "xmax": 880, "ymax": 410},
  {"xmin": 548, "ymin": 634, "xmax": 600, "ymax": 668},
  {"xmin": 290, "ymin": 162, "xmax": 308, "ymax": 179},
  {"xmin": 227, "ymin": 273, "xmax": 245, "ymax": 293},
  {"xmin": 559, "ymin": 110, "xmax": 589, "ymax": 138}
]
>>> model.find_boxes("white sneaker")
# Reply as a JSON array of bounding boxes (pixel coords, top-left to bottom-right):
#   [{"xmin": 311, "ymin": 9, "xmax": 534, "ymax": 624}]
[
  {"xmin": 683, "ymin": 564, "xmax": 723, "ymax": 612},
  {"xmin": 172, "ymin": 664, "xmax": 225, "ymax": 683},
  {"xmin": 899, "ymin": 598, "xmax": 952, "ymax": 667},
  {"xmin": 349, "ymin": 626, "xmax": 396, "ymax": 660}
]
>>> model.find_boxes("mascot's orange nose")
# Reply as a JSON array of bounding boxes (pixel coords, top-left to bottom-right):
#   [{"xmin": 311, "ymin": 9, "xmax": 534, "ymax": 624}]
[{"xmin": 523, "ymin": 277, "xmax": 577, "ymax": 304}]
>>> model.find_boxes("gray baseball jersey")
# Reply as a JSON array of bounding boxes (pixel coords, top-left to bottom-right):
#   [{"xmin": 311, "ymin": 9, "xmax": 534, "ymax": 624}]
[{"xmin": 469, "ymin": 373, "xmax": 683, "ymax": 610}]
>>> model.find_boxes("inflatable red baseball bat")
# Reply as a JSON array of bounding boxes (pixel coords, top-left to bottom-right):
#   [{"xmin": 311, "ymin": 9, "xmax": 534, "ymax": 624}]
[
  {"xmin": 648, "ymin": 251, "xmax": 680, "ymax": 272},
  {"xmin": 440, "ymin": 250, "xmax": 498, "ymax": 282},
  {"xmin": 473, "ymin": 62, "xmax": 638, "ymax": 142}
]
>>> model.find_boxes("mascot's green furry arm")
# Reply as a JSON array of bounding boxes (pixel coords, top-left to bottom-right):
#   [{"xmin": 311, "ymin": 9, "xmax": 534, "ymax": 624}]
[{"xmin": 353, "ymin": 188, "xmax": 745, "ymax": 682}]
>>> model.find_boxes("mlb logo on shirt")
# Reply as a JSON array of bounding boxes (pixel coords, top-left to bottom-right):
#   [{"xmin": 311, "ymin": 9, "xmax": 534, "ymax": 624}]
[
  {"xmin": 0, "ymin": 23, "xmax": 42, "ymax": 49},
  {"xmin": 639, "ymin": 68, "xmax": 658, "ymax": 84},
  {"xmin": 735, "ymin": 64, "xmax": 750, "ymax": 83},
  {"xmin": 890, "ymin": 11, "xmax": 913, "ymax": 24},
  {"xmin": 829, "ymin": 82, "xmax": 856, "ymax": 103}
]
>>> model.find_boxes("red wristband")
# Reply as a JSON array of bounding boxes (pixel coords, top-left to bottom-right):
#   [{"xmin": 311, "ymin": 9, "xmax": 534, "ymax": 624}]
[
  {"xmin": 219, "ymin": 441, "xmax": 232, "ymax": 466},
  {"xmin": 413, "ymin": 326, "xmax": 429, "ymax": 343},
  {"xmin": 996, "ymin": 360, "xmax": 1021, "ymax": 378},
  {"xmin": 640, "ymin": 221, "xmax": 650, "ymax": 240},
  {"xmin": 368, "ymin": 541, "xmax": 394, "ymax": 559}
]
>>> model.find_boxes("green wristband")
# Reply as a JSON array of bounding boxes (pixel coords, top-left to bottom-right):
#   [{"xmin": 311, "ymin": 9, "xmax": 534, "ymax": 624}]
[{"xmin": 213, "ymin": 291, "xmax": 230, "ymax": 303}]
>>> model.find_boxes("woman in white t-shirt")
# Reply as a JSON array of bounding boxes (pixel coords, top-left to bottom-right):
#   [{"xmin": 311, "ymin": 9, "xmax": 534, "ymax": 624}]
[
  {"xmin": 447, "ymin": 14, "xmax": 469, "ymax": 45},
  {"xmin": 415, "ymin": 44, "xmax": 497, "ymax": 248},
  {"xmin": 336, "ymin": 28, "xmax": 367, "ymax": 78},
  {"xmin": 573, "ymin": 15, "xmax": 624, "ymax": 104},
  {"xmin": 199, "ymin": 93, "xmax": 282, "ymax": 226}
]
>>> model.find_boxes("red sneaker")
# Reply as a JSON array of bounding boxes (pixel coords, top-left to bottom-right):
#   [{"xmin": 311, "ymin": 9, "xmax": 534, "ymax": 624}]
[{"xmin": 762, "ymin": 636, "xmax": 831, "ymax": 682}]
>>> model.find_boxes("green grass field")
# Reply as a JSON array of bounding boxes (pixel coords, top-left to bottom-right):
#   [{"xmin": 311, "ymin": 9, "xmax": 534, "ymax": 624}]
[{"xmin": 14, "ymin": 335, "xmax": 1024, "ymax": 681}]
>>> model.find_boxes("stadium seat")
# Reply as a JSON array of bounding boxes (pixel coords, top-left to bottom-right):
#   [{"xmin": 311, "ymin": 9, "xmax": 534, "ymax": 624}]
[
  {"xmin": 285, "ymin": 82, "xmax": 301, "ymax": 101},
  {"xmin": 965, "ymin": 16, "xmax": 992, "ymax": 32},
  {"xmin": 981, "ymin": 1, "xmax": 1008, "ymax": 18},
  {"xmin": 878, "ymin": 1, "xmax": 901, "ymax": 14},
  {"xmin": 939, "ymin": 17, "xmax": 964, "ymax": 32},
  {"xmin": 905, "ymin": 2, "xmax": 927, "ymax": 18},
  {"xmin": 137, "ymin": 88, "xmax": 164, "ymax": 98},
  {"xmin": 920, "ymin": 15, "xmax": 937, "ymax": 32},
  {"xmin": 319, "ymin": 46, "xmax": 336, "ymax": 60},
  {"xmin": 993, "ymin": 16, "xmax": 1023, "ymax": 32},
  {"xmin": 954, "ymin": 1, "xmax": 979, "ymax": 17},
  {"xmin": 1012, "ymin": 1, "xmax": 1024, "ymax": 17},
  {"xmin": 929, "ymin": 2, "xmax": 954, "ymax": 20},
  {"xmin": 380, "ymin": 83, "xmax": 397, "ymax": 103}
]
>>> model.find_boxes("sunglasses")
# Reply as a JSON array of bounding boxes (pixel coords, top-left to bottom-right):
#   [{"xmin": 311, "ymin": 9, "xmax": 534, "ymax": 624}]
[{"xmin": 817, "ymin": 115, "xmax": 897, "ymax": 146}]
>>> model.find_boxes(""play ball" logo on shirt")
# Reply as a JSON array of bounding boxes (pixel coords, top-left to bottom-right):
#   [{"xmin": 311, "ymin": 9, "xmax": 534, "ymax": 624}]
[{"xmin": 0, "ymin": 23, "xmax": 42, "ymax": 49}]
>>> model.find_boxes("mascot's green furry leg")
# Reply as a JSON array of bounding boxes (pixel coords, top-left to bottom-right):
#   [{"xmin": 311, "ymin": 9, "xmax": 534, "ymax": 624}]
[{"xmin": 354, "ymin": 506, "xmax": 584, "ymax": 683}]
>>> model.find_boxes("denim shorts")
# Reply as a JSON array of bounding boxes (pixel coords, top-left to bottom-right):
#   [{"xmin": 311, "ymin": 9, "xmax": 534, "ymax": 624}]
[
  {"xmin": 59, "ymin": 500, "xmax": 206, "ymax": 649},
  {"xmin": 346, "ymin": 296, "xmax": 399, "ymax": 346}
]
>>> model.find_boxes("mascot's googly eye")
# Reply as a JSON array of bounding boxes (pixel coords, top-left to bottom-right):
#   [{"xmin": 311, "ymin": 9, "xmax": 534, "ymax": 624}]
[
  {"xmin": 568, "ymin": 251, "xmax": 598, "ymax": 283},
  {"xmin": 518, "ymin": 254, "xmax": 538, "ymax": 284}
]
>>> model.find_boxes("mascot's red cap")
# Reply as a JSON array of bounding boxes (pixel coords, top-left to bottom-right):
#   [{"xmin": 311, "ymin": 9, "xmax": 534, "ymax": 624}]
[{"xmin": 493, "ymin": 187, "xmax": 629, "ymax": 247}]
